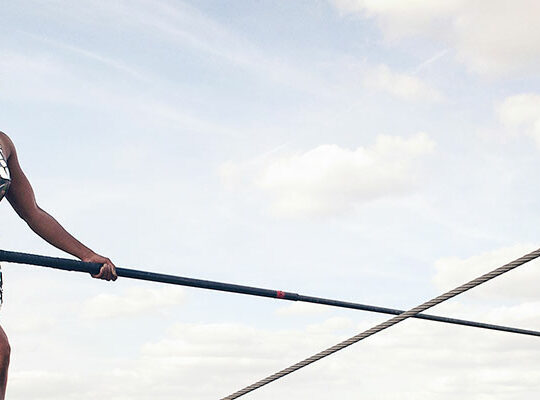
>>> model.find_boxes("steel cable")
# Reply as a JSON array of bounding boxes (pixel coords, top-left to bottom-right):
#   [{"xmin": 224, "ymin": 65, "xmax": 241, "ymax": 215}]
[{"xmin": 221, "ymin": 247, "xmax": 540, "ymax": 399}]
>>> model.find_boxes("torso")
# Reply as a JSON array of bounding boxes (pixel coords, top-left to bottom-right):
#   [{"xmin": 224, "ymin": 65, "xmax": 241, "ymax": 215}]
[{"xmin": 0, "ymin": 144, "xmax": 11, "ymax": 202}]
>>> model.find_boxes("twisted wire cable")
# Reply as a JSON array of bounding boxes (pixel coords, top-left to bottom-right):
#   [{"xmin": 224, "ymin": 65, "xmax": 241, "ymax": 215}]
[{"xmin": 221, "ymin": 247, "xmax": 540, "ymax": 399}]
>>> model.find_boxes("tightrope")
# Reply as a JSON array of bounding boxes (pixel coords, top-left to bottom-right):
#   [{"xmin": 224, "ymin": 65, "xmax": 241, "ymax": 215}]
[{"xmin": 221, "ymin": 248, "xmax": 540, "ymax": 399}]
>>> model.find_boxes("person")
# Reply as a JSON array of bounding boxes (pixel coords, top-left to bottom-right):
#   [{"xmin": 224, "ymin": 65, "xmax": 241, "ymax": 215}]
[{"xmin": 0, "ymin": 131, "xmax": 117, "ymax": 399}]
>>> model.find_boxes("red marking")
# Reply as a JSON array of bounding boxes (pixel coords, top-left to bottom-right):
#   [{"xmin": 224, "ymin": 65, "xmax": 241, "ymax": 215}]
[{"xmin": 276, "ymin": 291, "xmax": 286, "ymax": 299}]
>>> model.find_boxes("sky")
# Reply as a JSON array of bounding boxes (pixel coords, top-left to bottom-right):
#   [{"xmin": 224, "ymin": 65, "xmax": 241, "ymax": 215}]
[{"xmin": 1, "ymin": 0, "xmax": 540, "ymax": 398}]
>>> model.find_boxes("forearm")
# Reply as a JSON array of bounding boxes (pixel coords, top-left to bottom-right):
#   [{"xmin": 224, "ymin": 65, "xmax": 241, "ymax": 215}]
[{"xmin": 23, "ymin": 207, "xmax": 95, "ymax": 260}]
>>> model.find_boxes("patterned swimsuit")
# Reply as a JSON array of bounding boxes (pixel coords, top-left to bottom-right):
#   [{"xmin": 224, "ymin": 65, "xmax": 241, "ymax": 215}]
[
  {"xmin": 0, "ymin": 146, "xmax": 10, "ymax": 305},
  {"xmin": 0, "ymin": 146, "xmax": 9, "ymax": 202}
]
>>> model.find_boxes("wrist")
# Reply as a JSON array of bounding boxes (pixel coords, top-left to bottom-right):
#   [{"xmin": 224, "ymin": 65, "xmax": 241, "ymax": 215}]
[{"xmin": 78, "ymin": 248, "xmax": 96, "ymax": 261}]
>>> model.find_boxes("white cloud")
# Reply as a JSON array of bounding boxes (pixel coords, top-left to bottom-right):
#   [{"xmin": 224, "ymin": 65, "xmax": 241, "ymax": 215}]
[
  {"xmin": 81, "ymin": 286, "xmax": 185, "ymax": 319},
  {"xmin": 4, "ymin": 266, "xmax": 540, "ymax": 399},
  {"xmin": 498, "ymin": 93, "xmax": 540, "ymax": 147},
  {"xmin": 433, "ymin": 244, "xmax": 540, "ymax": 301},
  {"xmin": 9, "ymin": 370, "xmax": 85, "ymax": 399},
  {"xmin": 222, "ymin": 133, "xmax": 435, "ymax": 217},
  {"xmin": 333, "ymin": 0, "xmax": 461, "ymax": 38},
  {"xmin": 274, "ymin": 302, "xmax": 331, "ymax": 316},
  {"xmin": 486, "ymin": 301, "xmax": 540, "ymax": 328},
  {"xmin": 8, "ymin": 315, "xmax": 540, "ymax": 399},
  {"xmin": 363, "ymin": 64, "xmax": 442, "ymax": 102},
  {"xmin": 332, "ymin": 0, "xmax": 540, "ymax": 76}
]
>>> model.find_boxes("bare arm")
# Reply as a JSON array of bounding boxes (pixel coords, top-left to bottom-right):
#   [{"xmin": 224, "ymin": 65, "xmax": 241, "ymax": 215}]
[{"xmin": 3, "ymin": 134, "xmax": 116, "ymax": 280}]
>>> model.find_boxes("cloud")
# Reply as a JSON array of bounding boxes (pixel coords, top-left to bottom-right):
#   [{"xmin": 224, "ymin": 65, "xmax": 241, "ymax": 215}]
[
  {"xmin": 274, "ymin": 302, "xmax": 331, "ymax": 316},
  {"xmin": 81, "ymin": 286, "xmax": 185, "ymax": 319},
  {"xmin": 331, "ymin": 0, "xmax": 540, "ymax": 76},
  {"xmin": 4, "ymin": 264, "xmax": 540, "ymax": 399},
  {"xmin": 485, "ymin": 301, "xmax": 540, "ymax": 328},
  {"xmin": 8, "ymin": 314, "xmax": 540, "ymax": 399},
  {"xmin": 333, "ymin": 0, "xmax": 461, "ymax": 39},
  {"xmin": 433, "ymin": 244, "xmax": 540, "ymax": 301},
  {"xmin": 9, "ymin": 371, "xmax": 85, "ymax": 399},
  {"xmin": 498, "ymin": 93, "xmax": 540, "ymax": 147},
  {"xmin": 363, "ymin": 64, "xmax": 443, "ymax": 102},
  {"xmin": 221, "ymin": 133, "xmax": 435, "ymax": 217}
]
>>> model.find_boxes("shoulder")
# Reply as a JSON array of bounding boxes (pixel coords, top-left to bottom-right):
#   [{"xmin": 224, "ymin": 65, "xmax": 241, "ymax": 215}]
[{"xmin": 0, "ymin": 131, "xmax": 15, "ymax": 159}]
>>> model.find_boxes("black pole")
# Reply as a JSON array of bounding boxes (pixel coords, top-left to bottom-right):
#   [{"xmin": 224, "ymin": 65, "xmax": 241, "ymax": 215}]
[{"xmin": 0, "ymin": 249, "xmax": 538, "ymax": 337}]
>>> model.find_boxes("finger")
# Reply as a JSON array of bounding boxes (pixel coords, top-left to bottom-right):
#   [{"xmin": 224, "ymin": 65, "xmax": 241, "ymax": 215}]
[
  {"xmin": 110, "ymin": 263, "xmax": 118, "ymax": 281},
  {"xmin": 106, "ymin": 264, "xmax": 115, "ymax": 281},
  {"xmin": 97, "ymin": 265, "xmax": 110, "ymax": 280},
  {"xmin": 91, "ymin": 267, "xmax": 105, "ymax": 279},
  {"xmin": 103, "ymin": 265, "xmax": 112, "ymax": 281},
  {"xmin": 102, "ymin": 260, "xmax": 113, "ymax": 281}
]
